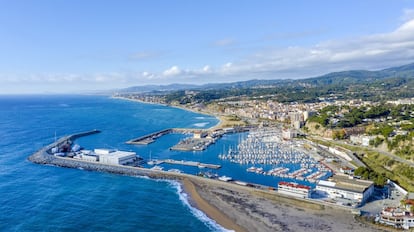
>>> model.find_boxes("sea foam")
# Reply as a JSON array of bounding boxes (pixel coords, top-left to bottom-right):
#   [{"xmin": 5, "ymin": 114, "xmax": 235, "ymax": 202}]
[
  {"xmin": 193, "ymin": 122, "xmax": 209, "ymax": 127},
  {"xmin": 168, "ymin": 180, "xmax": 235, "ymax": 232}
]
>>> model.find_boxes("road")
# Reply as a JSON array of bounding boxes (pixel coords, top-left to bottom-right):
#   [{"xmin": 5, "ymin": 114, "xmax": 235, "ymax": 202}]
[{"xmin": 309, "ymin": 135, "xmax": 414, "ymax": 168}]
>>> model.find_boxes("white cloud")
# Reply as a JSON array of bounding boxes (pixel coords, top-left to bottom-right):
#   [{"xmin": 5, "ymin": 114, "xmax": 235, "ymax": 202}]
[
  {"xmin": 202, "ymin": 65, "xmax": 211, "ymax": 73},
  {"xmin": 141, "ymin": 71, "xmax": 155, "ymax": 79},
  {"xmin": 162, "ymin": 66, "xmax": 182, "ymax": 76},
  {"xmin": 210, "ymin": 17, "xmax": 414, "ymax": 79},
  {"xmin": 3, "ymin": 11, "xmax": 414, "ymax": 94}
]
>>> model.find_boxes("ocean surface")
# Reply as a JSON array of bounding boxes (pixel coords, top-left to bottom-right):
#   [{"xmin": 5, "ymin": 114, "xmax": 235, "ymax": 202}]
[
  {"xmin": 0, "ymin": 95, "xmax": 326, "ymax": 231},
  {"xmin": 0, "ymin": 95, "xmax": 226, "ymax": 232}
]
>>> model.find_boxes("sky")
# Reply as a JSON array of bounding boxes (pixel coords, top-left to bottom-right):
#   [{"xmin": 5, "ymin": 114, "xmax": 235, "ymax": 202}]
[{"xmin": 1, "ymin": 0, "xmax": 414, "ymax": 94}]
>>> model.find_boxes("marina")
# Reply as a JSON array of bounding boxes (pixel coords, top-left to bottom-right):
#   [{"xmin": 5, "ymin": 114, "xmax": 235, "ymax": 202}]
[{"xmin": 218, "ymin": 127, "xmax": 332, "ymax": 184}]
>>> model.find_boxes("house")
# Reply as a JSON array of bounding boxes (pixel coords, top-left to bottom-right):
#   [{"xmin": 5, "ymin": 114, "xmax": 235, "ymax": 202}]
[{"xmin": 379, "ymin": 207, "xmax": 414, "ymax": 230}]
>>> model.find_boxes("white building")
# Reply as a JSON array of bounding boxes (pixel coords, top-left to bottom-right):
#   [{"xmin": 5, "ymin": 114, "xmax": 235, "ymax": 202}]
[
  {"xmin": 350, "ymin": 135, "xmax": 375, "ymax": 146},
  {"xmin": 278, "ymin": 181, "xmax": 312, "ymax": 198},
  {"xmin": 316, "ymin": 174, "xmax": 374, "ymax": 205},
  {"xmin": 73, "ymin": 150, "xmax": 98, "ymax": 162},
  {"xmin": 282, "ymin": 129, "xmax": 297, "ymax": 140},
  {"xmin": 193, "ymin": 131, "xmax": 207, "ymax": 139},
  {"xmin": 81, "ymin": 154, "xmax": 98, "ymax": 162},
  {"xmin": 95, "ymin": 149, "xmax": 136, "ymax": 165},
  {"xmin": 379, "ymin": 207, "xmax": 414, "ymax": 230}
]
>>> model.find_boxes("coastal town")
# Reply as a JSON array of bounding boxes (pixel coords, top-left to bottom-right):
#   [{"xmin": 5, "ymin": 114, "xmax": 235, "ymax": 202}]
[
  {"xmin": 29, "ymin": 92, "xmax": 414, "ymax": 231},
  {"xmin": 122, "ymin": 93, "xmax": 414, "ymax": 229}
]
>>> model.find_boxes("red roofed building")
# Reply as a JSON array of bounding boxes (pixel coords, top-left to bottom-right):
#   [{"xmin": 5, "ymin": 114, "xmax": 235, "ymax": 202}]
[{"xmin": 278, "ymin": 181, "xmax": 312, "ymax": 198}]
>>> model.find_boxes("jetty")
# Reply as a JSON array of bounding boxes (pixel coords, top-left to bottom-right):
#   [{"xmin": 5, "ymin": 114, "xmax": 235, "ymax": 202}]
[
  {"xmin": 126, "ymin": 128, "xmax": 173, "ymax": 145},
  {"xmin": 157, "ymin": 159, "xmax": 221, "ymax": 169},
  {"xmin": 28, "ymin": 129, "xmax": 101, "ymax": 163},
  {"xmin": 125, "ymin": 128, "xmax": 209, "ymax": 145}
]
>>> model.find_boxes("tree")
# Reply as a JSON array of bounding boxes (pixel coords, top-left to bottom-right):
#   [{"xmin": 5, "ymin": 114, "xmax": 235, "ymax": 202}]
[
  {"xmin": 370, "ymin": 136, "xmax": 384, "ymax": 147},
  {"xmin": 354, "ymin": 167, "xmax": 367, "ymax": 177},
  {"xmin": 374, "ymin": 174, "xmax": 387, "ymax": 186},
  {"xmin": 332, "ymin": 129, "xmax": 346, "ymax": 140},
  {"xmin": 380, "ymin": 125, "xmax": 394, "ymax": 138}
]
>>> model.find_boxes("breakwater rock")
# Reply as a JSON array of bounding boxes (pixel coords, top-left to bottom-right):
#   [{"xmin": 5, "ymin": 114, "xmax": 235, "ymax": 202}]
[{"xmin": 28, "ymin": 129, "xmax": 185, "ymax": 180}]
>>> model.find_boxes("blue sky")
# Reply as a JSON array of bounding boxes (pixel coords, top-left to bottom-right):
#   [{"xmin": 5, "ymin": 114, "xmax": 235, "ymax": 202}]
[{"xmin": 1, "ymin": 0, "xmax": 414, "ymax": 94}]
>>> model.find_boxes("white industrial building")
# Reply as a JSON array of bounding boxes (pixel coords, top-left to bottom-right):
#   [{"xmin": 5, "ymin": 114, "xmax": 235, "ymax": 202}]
[
  {"xmin": 94, "ymin": 149, "xmax": 136, "ymax": 165},
  {"xmin": 73, "ymin": 150, "xmax": 98, "ymax": 162},
  {"xmin": 316, "ymin": 174, "xmax": 374, "ymax": 205}
]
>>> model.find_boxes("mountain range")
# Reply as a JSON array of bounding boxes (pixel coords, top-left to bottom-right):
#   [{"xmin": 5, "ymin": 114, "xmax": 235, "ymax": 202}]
[{"xmin": 117, "ymin": 62, "xmax": 414, "ymax": 93}]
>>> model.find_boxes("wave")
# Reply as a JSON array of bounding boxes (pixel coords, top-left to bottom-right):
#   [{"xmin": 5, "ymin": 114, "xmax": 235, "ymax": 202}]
[
  {"xmin": 193, "ymin": 122, "xmax": 209, "ymax": 128},
  {"xmin": 195, "ymin": 117, "xmax": 206, "ymax": 119},
  {"xmin": 168, "ymin": 180, "xmax": 235, "ymax": 232},
  {"xmin": 133, "ymin": 175, "xmax": 150, "ymax": 180}
]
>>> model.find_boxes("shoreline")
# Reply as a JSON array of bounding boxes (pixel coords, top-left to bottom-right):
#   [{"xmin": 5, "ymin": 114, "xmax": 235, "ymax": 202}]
[
  {"xmin": 111, "ymin": 96, "xmax": 226, "ymax": 129},
  {"xmin": 180, "ymin": 175, "xmax": 383, "ymax": 232},
  {"xmin": 182, "ymin": 178, "xmax": 247, "ymax": 232},
  {"xmin": 28, "ymin": 114, "xmax": 383, "ymax": 232}
]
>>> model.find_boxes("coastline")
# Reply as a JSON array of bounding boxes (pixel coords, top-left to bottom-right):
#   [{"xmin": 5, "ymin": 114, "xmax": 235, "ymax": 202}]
[
  {"xmin": 181, "ymin": 176, "xmax": 384, "ymax": 232},
  {"xmin": 28, "ymin": 130, "xmax": 383, "ymax": 232},
  {"xmin": 111, "ymin": 96, "xmax": 225, "ymax": 129},
  {"xmin": 31, "ymin": 102, "xmax": 384, "ymax": 232},
  {"xmin": 182, "ymin": 178, "xmax": 246, "ymax": 232}
]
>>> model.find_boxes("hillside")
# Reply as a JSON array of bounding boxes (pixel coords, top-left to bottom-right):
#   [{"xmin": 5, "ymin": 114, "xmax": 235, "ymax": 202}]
[
  {"xmin": 119, "ymin": 62, "xmax": 414, "ymax": 93},
  {"xmin": 117, "ymin": 62, "xmax": 414, "ymax": 103}
]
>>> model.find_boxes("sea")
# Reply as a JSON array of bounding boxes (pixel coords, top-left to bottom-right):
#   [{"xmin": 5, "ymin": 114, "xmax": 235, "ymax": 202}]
[
  {"xmin": 0, "ymin": 95, "xmax": 325, "ymax": 231},
  {"xmin": 0, "ymin": 95, "xmax": 226, "ymax": 232}
]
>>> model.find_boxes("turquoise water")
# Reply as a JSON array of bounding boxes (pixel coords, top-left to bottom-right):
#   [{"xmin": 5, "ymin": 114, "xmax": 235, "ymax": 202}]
[{"xmin": 0, "ymin": 95, "xmax": 224, "ymax": 232}]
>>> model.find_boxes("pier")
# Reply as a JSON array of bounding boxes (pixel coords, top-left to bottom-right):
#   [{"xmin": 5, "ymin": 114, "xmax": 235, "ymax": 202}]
[
  {"xmin": 126, "ymin": 126, "xmax": 253, "ymax": 151},
  {"xmin": 157, "ymin": 159, "xmax": 221, "ymax": 169},
  {"xmin": 126, "ymin": 129, "xmax": 173, "ymax": 145}
]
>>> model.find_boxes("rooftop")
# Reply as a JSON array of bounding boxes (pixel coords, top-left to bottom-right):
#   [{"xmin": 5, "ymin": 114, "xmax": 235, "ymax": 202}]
[
  {"xmin": 279, "ymin": 181, "xmax": 311, "ymax": 190},
  {"xmin": 94, "ymin": 149, "xmax": 136, "ymax": 158},
  {"xmin": 318, "ymin": 174, "xmax": 373, "ymax": 193}
]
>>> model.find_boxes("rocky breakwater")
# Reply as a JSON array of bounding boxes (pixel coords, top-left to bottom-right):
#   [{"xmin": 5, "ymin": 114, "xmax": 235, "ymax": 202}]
[
  {"xmin": 27, "ymin": 129, "xmax": 187, "ymax": 180},
  {"xmin": 28, "ymin": 130, "xmax": 100, "ymax": 164}
]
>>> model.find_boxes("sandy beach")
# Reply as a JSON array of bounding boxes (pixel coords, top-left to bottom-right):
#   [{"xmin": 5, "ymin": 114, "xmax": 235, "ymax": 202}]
[
  {"xmin": 112, "ymin": 96, "xmax": 249, "ymax": 130},
  {"xmin": 182, "ymin": 177, "xmax": 387, "ymax": 232}
]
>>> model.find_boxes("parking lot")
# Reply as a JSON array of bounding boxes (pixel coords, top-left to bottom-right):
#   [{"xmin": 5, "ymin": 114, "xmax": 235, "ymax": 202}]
[{"xmin": 359, "ymin": 184, "xmax": 405, "ymax": 215}]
